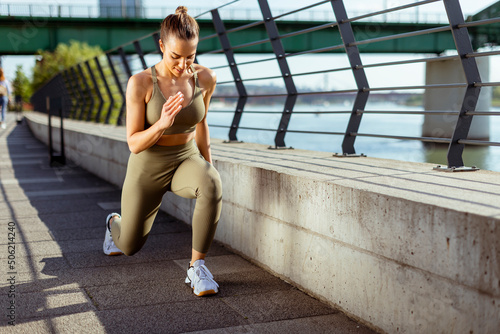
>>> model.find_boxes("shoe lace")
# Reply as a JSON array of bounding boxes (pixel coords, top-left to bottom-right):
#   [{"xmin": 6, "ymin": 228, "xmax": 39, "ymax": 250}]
[{"xmin": 194, "ymin": 264, "xmax": 219, "ymax": 288}]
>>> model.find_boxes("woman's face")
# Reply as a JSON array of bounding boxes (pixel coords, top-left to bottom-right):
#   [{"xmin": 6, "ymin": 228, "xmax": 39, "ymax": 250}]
[{"xmin": 159, "ymin": 36, "xmax": 198, "ymax": 77}]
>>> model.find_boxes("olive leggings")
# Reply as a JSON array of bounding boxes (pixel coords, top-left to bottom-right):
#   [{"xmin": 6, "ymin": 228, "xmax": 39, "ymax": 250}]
[{"xmin": 111, "ymin": 140, "xmax": 222, "ymax": 256}]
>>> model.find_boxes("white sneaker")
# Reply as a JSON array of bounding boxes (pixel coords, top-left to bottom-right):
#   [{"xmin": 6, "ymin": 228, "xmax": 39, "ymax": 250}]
[
  {"xmin": 103, "ymin": 213, "xmax": 123, "ymax": 256},
  {"xmin": 1, "ymin": 123, "xmax": 5, "ymax": 129},
  {"xmin": 185, "ymin": 259, "xmax": 219, "ymax": 296}
]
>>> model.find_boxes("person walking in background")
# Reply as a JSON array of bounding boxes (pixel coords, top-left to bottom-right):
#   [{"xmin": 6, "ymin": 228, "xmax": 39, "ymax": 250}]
[
  {"xmin": 0, "ymin": 68, "xmax": 12, "ymax": 129},
  {"xmin": 102, "ymin": 6, "xmax": 223, "ymax": 297}
]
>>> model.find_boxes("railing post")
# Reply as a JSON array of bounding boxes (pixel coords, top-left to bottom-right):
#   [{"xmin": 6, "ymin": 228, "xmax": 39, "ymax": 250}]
[
  {"xmin": 106, "ymin": 52, "xmax": 126, "ymax": 125},
  {"xmin": 331, "ymin": 0, "xmax": 370, "ymax": 156},
  {"xmin": 152, "ymin": 32, "xmax": 163, "ymax": 58},
  {"xmin": 77, "ymin": 63, "xmax": 94, "ymax": 121},
  {"xmin": 442, "ymin": 0, "xmax": 482, "ymax": 169},
  {"xmin": 69, "ymin": 66, "xmax": 86, "ymax": 120},
  {"xmin": 61, "ymin": 69, "xmax": 77, "ymax": 118},
  {"xmin": 118, "ymin": 47, "xmax": 133, "ymax": 78},
  {"xmin": 133, "ymin": 41, "xmax": 148, "ymax": 70},
  {"xmin": 95, "ymin": 56, "xmax": 115, "ymax": 124},
  {"xmin": 258, "ymin": 0, "xmax": 297, "ymax": 149},
  {"xmin": 85, "ymin": 59, "xmax": 104, "ymax": 122},
  {"xmin": 211, "ymin": 8, "xmax": 248, "ymax": 143},
  {"xmin": 47, "ymin": 96, "xmax": 66, "ymax": 167}
]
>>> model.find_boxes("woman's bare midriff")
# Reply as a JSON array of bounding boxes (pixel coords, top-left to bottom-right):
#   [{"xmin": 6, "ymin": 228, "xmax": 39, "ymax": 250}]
[{"xmin": 155, "ymin": 132, "xmax": 195, "ymax": 146}]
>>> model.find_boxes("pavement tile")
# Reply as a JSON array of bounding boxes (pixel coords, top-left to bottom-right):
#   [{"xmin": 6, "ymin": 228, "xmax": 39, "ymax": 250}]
[
  {"xmin": 16, "ymin": 286, "xmax": 95, "ymax": 320},
  {"xmin": 50, "ymin": 311, "xmax": 107, "ymax": 334},
  {"xmin": 183, "ymin": 313, "xmax": 376, "ymax": 334},
  {"xmin": 221, "ymin": 289, "xmax": 337, "ymax": 323},
  {"xmin": 85, "ymin": 278, "xmax": 197, "ymax": 310},
  {"xmin": 96, "ymin": 299, "xmax": 249, "ymax": 334},
  {"xmin": 0, "ymin": 318, "xmax": 51, "ymax": 333}
]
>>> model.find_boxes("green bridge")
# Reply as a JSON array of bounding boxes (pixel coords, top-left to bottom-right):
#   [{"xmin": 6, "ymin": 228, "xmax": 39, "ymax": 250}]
[{"xmin": 1, "ymin": 3, "xmax": 498, "ymax": 56}]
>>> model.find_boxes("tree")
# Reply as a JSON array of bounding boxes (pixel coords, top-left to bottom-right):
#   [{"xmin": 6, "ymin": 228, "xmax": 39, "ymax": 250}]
[
  {"xmin": 11, "ymin": 65, "xmax": 31, "ymax": 103},
  {"xmin": 31, "ymin": 40, "xmax": 103, "ymax": 92}
]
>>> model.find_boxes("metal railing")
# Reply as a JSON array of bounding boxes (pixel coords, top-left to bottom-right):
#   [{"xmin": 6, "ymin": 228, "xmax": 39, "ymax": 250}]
[
  {"xmin": 30, "ymin": 0, "xmax": 500, "ymax": 170},
  {"xmin": 0, "ymin": 1, "xmax": 452, "ymax": 23}
]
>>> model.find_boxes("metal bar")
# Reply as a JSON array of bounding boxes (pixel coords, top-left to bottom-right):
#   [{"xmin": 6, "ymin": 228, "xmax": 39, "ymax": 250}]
[
  {"xmin": 225, "ymin": 20, "xmax": 265, "ymax": 34},
  {"xmin": 352, "ymin": 132, "xmax": 451, "ymax": 144},
  {"xmin": 458, "ymin": 139, "xmax": 500, "ymax": 147},
  {"xmin": 106, "ymin": 53, "xmax": 126, "ymax": 125},
  {"xmin": 344, "ymin": 0, "xmax": 440, "ymax": 23},
  {"xmin": 118, "ymin": 47, "xmax": 133, "ymax": 77},
  {"xmin": 466, "ymin": 50, "xmax": 500, "ymax": 58},
  {"xmin": 134, "ymin": 40, "xmax": 148, "ymax": 70},
  {"xmin": 94, "ymin": 56, "xmax": 115, "ymax": 124},
  {"xmin": 85, "ymin": 59, "xmax": 104, "ymax": 122},
  {"xmin": 358, "ymin": 54, "xmax": 460, "ymax": 69},
  {"xmin": 352, "ymin": 26, "xmax": 451, "ymax": 47},
  {"xmin": 466, "ymin": 111, "xmax": 500, "ymax": 116},
  {"xmin": 272, "ymin": 0, "xmax": 331, "ymax": 20},
  {"xmin": 360, "ymin": 110, "xmax": 459, "ymax": 115},
  {"xmin": 286, "ymin": 44, "xmax": 345, "ymax": 58},
  {"xmin": 259, "ymin": 0, "xmax": 298, "ymax": 148},
  {"xmin": 279, "ymin": 21, "xmax": 339, "ymax": 40},
  {"xmin": 364, "ymin": 83, "xmax": 467, "ymax": 91},
  {"xmin": 69, "ymin": 66, "xmax": 86, "ymax": 120},
  {"xmin": 331, "ymin": 0, "xmax": 370, "ymax": 155},
  {"xmin": 474, "ymin": 82, "xmax": 500, "ymax": 87},
  {"xmin": 61, "ymin": 69, "xmax": 76, "ymax": 118},
  {"xmin": 152, "ymin": 32, "xmax": 163, "ymax": 58},
  {"xmin": 444, "ymin": 0, "xmax": 482, "ymax": 168},
  {"xmin": 212, "ymin": 8, "xmax": 248, "ymax": 142},
  {"xmin": 458, "ymin": 17, "xmax": 500, "ymax": 28},
  {"xmin": 77, "ymin": 63, "xmax": 94, "ymax": 121}
]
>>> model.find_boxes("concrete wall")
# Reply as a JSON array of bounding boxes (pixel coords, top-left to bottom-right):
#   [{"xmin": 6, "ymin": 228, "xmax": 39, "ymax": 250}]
[{"xmin": 26, "ymin": 112, "xmax": 500, "ymax": 334}]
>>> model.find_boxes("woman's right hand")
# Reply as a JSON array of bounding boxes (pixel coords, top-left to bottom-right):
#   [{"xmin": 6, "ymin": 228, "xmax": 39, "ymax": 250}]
[{"xmin": 158, "ymin": 91, "xmax": 184, "ymax": 131}]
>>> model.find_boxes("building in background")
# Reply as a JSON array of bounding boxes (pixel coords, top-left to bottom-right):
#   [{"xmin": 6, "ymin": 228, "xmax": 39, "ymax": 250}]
[{"xmin": 100, "ymin": 0, "xmax": 143, "ymax": 18}]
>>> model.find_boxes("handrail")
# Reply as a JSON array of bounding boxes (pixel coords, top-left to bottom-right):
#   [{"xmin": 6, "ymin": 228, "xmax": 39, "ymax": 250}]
[{"xmin": 30, "ymin": 0, "xmax": 500, "ymax": 171}]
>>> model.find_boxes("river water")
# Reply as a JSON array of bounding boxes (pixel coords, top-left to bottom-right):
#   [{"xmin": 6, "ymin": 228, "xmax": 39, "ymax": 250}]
[{"xmin": 207, "ymin": 102, "xmax": 500, "ymax": 172}]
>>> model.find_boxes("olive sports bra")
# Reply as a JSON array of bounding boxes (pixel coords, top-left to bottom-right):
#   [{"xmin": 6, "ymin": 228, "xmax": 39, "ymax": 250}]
[{"xmin": 145, "ymin": 65, "xmax": 205, "ymax": 135}]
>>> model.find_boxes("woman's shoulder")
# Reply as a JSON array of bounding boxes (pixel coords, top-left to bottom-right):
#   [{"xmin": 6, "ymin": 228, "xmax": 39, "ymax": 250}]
[
  {"xmin": 127, "ymin": 67, "xmax": 154, "ymax": 92},
  {"xmin": 192, "ymin": 64, "xmax": 216, "ymax": 89}
]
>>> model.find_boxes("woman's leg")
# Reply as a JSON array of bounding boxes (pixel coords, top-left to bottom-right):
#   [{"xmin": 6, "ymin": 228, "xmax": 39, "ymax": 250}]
[
  {"xmin": 110, "ymin": 154, "xmax": 173, "ymax": 256},
  {"xmin": 170, "ymin": 154, "xmax": 222, "ymax": 261}
]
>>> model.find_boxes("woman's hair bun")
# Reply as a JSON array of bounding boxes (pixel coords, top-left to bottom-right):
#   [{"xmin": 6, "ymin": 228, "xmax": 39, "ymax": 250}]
[{"xmin": 175, "ymin": 6, "xmax": 188, "ymax": 15}]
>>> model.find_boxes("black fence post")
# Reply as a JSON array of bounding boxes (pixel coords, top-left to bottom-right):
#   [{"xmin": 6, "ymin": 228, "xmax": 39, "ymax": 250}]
[
  {"xmin": 69, "ymin": 67, "xmax": 86, "ymax": 120},
  {"xmin": 134, "ymin": 40, "xmax": 148, "ymax": 70},
  {"xmin": 441, "ymin": 0, "xmax": 482, "ymax": 170},
  {"xmin": 86, "ymin": 59, "xmax": 104, "ymax": 122},
  {"xmin": 61, "ymin": 69, "xmax": 76, "ymax": 118},
  {"xmin": 106, "ymin": 52, "xmax": 126, "ymax": 125},
  {"xmin": 77, "ymin": 63, "xmax": 94, "ymax": 121},
  {"xmin": 153, "ymin": 32, "xmax": 163, "ymax": 58},
  {"xmin": 258, "ymin": 0, "xmax": 297, "ymax": 149},
  {"xmin": 47, "ymin": 96, "xmax": 66, "ymax": 167},
  {"xmin": 211, "ymin": 8, "xmax": 248, "ymax": 143},
  {"xmin": 95, "ymin": 56, "xmax": 115, "ymax": 124},
  {"xmin": 331, "ymin": 0, "xmax": 370, "ymax": 157}
]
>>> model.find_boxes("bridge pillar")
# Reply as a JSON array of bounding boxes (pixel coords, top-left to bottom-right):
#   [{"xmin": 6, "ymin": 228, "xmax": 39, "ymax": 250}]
[{"xmin": 422, "ymin": 57, "xmax": 491, "ymax": 140}]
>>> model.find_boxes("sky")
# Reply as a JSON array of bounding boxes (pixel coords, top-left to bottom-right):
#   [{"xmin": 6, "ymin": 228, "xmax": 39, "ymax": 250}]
[{"xmin": 1, "ymin": 0, "xmax": 499, "ymax": 88}]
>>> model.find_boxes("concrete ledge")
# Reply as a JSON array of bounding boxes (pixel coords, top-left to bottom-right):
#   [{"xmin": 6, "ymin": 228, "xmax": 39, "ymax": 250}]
[{"xmin": 25, "ymin": 111, "xmax": 500, "ymax": 334}]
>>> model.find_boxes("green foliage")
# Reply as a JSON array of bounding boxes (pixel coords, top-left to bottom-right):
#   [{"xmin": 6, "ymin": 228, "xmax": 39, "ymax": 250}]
[
  {"xmin": 493, "ymin": 86, "xmax": 500, "ymax": 100},
  {"xmin": 12, "ymin": 65, "xmax": 31, "ymax": 102},
  {"xmin": 493, "ymin": 86, "xmax": 500, "ymax": 107},
  {"xmin": 31, "ymin": 40, "xmax": 103, "ymax": 92}
]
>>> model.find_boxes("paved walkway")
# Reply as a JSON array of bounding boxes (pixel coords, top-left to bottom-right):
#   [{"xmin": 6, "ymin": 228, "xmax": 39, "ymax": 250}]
[{"xmin": 0, "ymin": 114, "xmax": 376, "ymax": 333}]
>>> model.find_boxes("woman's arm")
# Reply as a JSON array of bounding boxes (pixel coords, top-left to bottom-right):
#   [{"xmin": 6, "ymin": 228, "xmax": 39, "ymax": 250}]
[
  {"xmin": 125, "ymin": 73, "xmax": 184, "ymax": 154},
  {"xmin": 195, "ymin": 67, "xmax": 217, "ymax": 163}
]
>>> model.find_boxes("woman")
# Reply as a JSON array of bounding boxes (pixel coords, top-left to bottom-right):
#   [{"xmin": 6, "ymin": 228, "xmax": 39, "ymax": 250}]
[
  {"xmin": 103, "ymin": 6, "xmax": 222, "ymax": 297},
  {"xmin": 0, "ymin": 68, "xmax": 11, "ymax": 129}
]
